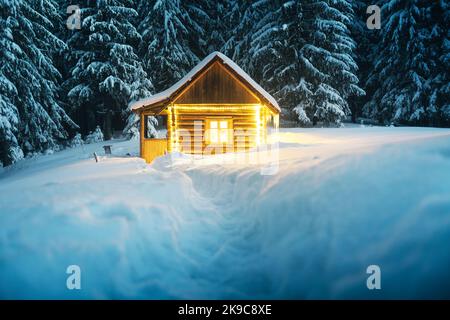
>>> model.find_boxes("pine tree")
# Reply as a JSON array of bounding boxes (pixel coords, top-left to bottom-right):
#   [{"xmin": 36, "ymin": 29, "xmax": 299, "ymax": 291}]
[
  {"xmin": 183, "ymin": 0, "xmax": 214, "ymax": 57},
  {"xmin": 65, "ymin": 0, "xmax": 152, "ymax": 140},
  {"xmin": 300, "ymin": 0, "xmax": 364, "ymax": 125},
  {"xmin": 203, "ymin": 1, "xmax": 228, "ymax": 54},
  {"xmin": 0, "ymin": 1, "xmax": 19, "ymax": 165},
  {"xmin": 55, "ymin": 1, "xmax": 81, "ymax": 101},
  {"xmin": 137, "ymin": 0, "xmax": 199, "ymax": 92},
  {"xmin": 223, "ymin": 0, "xmax": 270, "ymax": 71},
  {"xmin": 222, "ymin": 0, "xmax": 245, "ymax": 57},
  {"xmin": 364, "ymin": 0, "xmax": 448, "ymax": 126},
  {"xmin": 223, "ymin": 1, "xmax": 312, "ymax": 123},
  {"xmin": 249, "ymin": 1, "xmax": 308, "ymax": 121},
  {"xmin": 348, "ymin": 0, "xmax": 381, "ymax": 123},
  {"xmin": 426, "ymin": 0, "xmax": 450, "ymax": 126},
  {"xmin": 0, "ymin": 0, "xmax": 76, "ymax": 166},
  {"xmin": 250, "ymin": 0, "xmax": 363, "ymax": 126}
]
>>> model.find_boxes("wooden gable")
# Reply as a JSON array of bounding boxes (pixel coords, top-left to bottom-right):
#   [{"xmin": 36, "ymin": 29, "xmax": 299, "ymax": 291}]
[{"xmin": 174, "ymin": 61, "xmax": 260, "ymax": 105}]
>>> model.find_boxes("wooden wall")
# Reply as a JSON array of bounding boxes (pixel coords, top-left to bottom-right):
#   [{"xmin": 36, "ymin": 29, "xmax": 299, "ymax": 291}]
[
  {"xmin": 140, "ymin": 112, "xmax": 169, "ymax": 163},
  {"xmin": 169, "ymin": 61, "xmax": 273, "ymax": 154},
  {"xmin": 174, "ymin": 62, "xmax": 260, "ymax": 105},
  {"xmin": 138, "ymin": 59, "xmax": 279, "ymax": 161},
  {"xmin": 169, "ymin": 106, "xmax": 270, "ymax": 154},
  {"xmin": 142, "ymin": 139, "xmax": 168, "ymax": 163}
]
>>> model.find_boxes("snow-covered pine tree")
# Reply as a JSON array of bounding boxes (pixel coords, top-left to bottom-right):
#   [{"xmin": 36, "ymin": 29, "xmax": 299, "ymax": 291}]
[
  {"xmin": 200, "ymin": 0, "xmax": 228, "ymax": 54},
  {"xmin": 250, "ymin": 0, "xmax": 363, "ymax": 126},
  {"xmin": 55, "ymin": 1, "xmax": 81, "ymax": 101},
  {"xmin": 347, "ymin": 0, "xmax": 378, "ymax": 123},
  {"xmin": 137, "ymin": 0, "xmax": 199, "ymax": 92},
  {"xmin": 249, "ymin": 1, "xmax": 312, "ymax": 122},
  {"xmin": 223, "ymin": 1, "xmax": 311, "ymax": 124},
  {"xmin": 65, "ymin": 0, "xmax": 153, "ymax": 140},
  {"xmin": 0, "ymin": 4, "xmax": 21, "ymax": 166},
  {"xmin": 85, "ymin": 125, "xmax": 104, "ymax": 144},
  {"xmin": 221, "ymin": 0, "xmax": 245, "ymax": 58},
  {"xmin": 223, "ymin": 0, "xmax": 271, "ymax": 72},
  {"xmin": 0, "ymin": 0, "xmax": 76, "ymax": 165},
  {"xmin": 426, "ymin": 0, "xmax": 449, "ymax": 126},
  {"xmin": 364, "ymin": 0, "xmax": 447, "ymax": 126},
  {"xmin": 183, "ymin": 0, "xmax": 213, "ymax": 57},
  {"xmin": 69, "ymin": 132, "xmax": 84, "ymax": 148},
  {"xmin": 300, "ymin": 0, "xmax": 364, "ymax": 125}
]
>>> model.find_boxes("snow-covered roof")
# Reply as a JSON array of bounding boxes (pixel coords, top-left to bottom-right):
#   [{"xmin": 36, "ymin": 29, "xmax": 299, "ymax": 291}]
[{"xmin": 129, "ymin": 51, "xmax": 280, "ymax": 113}]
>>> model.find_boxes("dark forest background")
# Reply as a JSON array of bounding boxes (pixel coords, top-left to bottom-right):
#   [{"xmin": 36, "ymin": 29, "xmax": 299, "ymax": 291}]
[{"xmin": 0, "ymin": 0, "xmax": 449, "ymax": 165}]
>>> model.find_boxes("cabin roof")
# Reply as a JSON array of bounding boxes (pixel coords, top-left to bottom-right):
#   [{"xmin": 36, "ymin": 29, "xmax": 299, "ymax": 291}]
[{"xmin": 129, "ymin": 51, "xmax": 280, "ymax": 113}]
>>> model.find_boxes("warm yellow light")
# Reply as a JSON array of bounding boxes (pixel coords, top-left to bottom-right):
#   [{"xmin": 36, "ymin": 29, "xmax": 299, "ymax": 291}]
[
  {"xmin": 219, "ymin": 121, "xmax": 228, "ymax": 143},
  {"xmin": 170, "ymin": 104, "xmax": 268, "ymax": 153},
  {"xmin": 167, "ymin": 106, "xmax": 174, "ymax": 152},
  {"xmin": 255, "ymin": 104, "xmax": 261, "ymax": 145},
  {"xmin": 274, "ymin": 114, "xmax": 279, "ymax": 129},
  {"xmin": 205, "ymin": 119, "xmax": 232, "ymax": 145},
  {"xmin": 173, "ymin": 104, "xmax": 261, "ymax": 112},
  {"xmin": 173, "ymin": 105, "xmax": 179, "ymax": 152},
  {"xmin": 210, "ymin": 120, "xmax": 219, "ymax": 143}
]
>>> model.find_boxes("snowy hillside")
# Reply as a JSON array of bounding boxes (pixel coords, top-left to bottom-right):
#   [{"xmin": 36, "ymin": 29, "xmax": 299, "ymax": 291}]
[{"xmin": 1, "ymin": 127, "xmax": 450, "ymax": 299}]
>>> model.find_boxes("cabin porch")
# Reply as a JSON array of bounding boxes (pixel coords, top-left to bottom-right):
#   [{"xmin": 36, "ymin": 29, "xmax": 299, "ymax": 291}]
[{"xmin": 140, "ymin": 112, "xmax": 169, "ymax": 163}]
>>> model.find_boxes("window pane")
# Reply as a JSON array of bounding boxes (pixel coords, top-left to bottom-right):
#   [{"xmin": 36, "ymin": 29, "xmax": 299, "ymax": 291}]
[
  {"xmin": 210, "ymin": 130, "xmax": 218, "ymax": 143},
  {"xmin": 220, "ymin": 121, "xmax": 228, "ymax": 129},
  {"xmin": 210, "ymin": 121, "xmax": 218, "ymax": 129},
  {"xmin": 220, "ymin": 129, "xmax": 228, "ymax": 143}
]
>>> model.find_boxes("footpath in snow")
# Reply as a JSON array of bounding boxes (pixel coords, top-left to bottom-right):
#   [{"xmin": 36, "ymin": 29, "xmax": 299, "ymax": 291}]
[{"xmin": 1, "ymin": 126, "xmax": 450, "ymax": 299}]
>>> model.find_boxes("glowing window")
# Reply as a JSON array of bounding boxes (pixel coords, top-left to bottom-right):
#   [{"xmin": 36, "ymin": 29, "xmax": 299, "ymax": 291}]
[{"xmin": 207, "ymin": 119, "xmax": 232, "ymax": 144}]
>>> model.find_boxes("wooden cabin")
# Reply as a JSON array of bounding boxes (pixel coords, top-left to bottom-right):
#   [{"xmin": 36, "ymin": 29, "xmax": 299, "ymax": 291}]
[{"xmin": 130, "ymin": 52, "xmax": 280, "ymax": 163}]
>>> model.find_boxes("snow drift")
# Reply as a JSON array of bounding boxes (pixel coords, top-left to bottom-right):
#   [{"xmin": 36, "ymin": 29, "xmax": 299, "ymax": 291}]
[{"xmin": 1, "ymin": 127, "xmax": 450, "ymax": 299}]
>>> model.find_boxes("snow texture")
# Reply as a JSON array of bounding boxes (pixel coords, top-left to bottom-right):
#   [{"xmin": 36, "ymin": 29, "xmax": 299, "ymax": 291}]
[
  {"xmin": 84, "ymin": 126, "xmax": 104, "ymax": 144},
  {"xmin": 1, "ymin": 127, "xmax": 450, "ymax": 299}
]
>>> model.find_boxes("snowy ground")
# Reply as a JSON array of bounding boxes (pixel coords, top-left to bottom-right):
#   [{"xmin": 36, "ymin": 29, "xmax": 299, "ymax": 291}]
[{"xmin": 1, "ymin": 126, "xmax": 450, "ymax": 299}]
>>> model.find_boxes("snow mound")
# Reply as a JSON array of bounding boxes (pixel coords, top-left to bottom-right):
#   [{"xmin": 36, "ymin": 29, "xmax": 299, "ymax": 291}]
[{"xmin": 1, "ymin": 127, "xmax": 450, "ymax": 299}]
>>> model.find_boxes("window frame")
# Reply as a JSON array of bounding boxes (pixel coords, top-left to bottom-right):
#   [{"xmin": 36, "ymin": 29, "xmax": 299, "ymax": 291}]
[{"xmin": 205, "ymin": 118, "xmax": 233, "ymax": 145}]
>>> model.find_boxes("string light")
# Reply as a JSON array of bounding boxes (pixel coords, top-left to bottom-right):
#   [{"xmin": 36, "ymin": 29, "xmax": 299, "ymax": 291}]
[
  {"xmin": 154, "ymin": 104, "xmax": 277, "ymax": 156},
  {"xmin": 256, "ymin": 104, "xmax": 261, "ymax": 145}
]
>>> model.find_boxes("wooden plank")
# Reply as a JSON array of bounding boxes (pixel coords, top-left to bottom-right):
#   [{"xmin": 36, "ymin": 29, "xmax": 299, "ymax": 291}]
[
  {"xmin": 169, "ymin": 105, "xmax": 270, "ymax": 155},
  {"xmin": 140, "ymin": 112, "xmax": 144, "ymax": 157},
  {"xmin": 174, "ymin": 63, "xmax": 261, "ymax": 105},
  {"xmin": 142, "ymin": 139, "xmax": 168, "ymax": 163}
]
